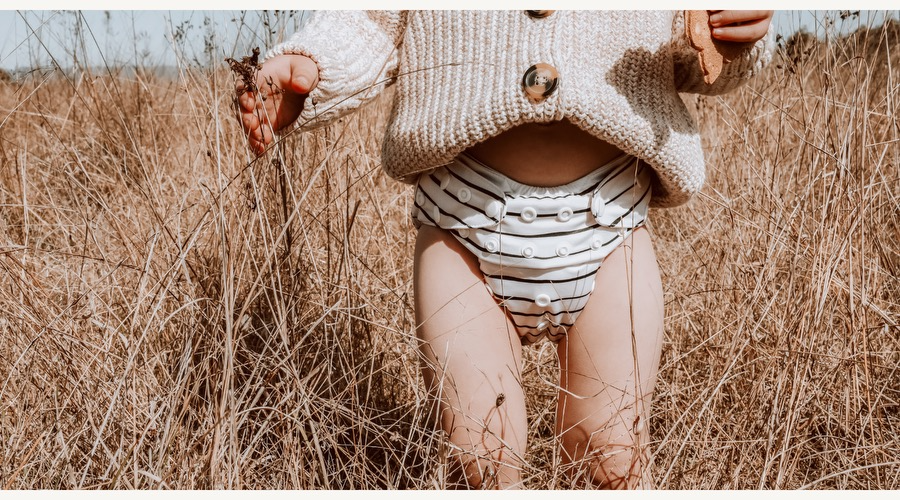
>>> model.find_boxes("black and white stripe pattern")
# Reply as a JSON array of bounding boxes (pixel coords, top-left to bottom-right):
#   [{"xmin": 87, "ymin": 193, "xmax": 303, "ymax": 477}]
[{"xmin": 413, "ymin": 153, "xmax": 651, "ymax": 344}]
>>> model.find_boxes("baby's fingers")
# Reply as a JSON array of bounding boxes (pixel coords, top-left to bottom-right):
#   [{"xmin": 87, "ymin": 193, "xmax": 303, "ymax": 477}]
[
  {"xmin": 245, "ymin": 129, "xmax": 266, "ymax": 154},
  {"xmin": 711, "ymin": 21, "xmax": 770, "ymax": 43},
  {"xmin": 243, "ymin": 111, "xmax": 275, "ymax": 153},
  {"xmin": 709, "ymin": 10, "xmax": 773, "ymax": 43},
  {"xmin": 248, "ymin": 135, "xmax": 267, "ymax": 154},
  {"xmin": 237, "ymin": 92, "xmax": 255, "ymax": 114},
  {"xmin": 709, "ymin": 10, "xmax": 770, "ymax": 27},
  {"xmin": 239, "ymin": 105, "xmax": 258, "ymax": 131},
  {"xmin": 235, "ymin": 82, "xmax": 257, "ymax": 113}
]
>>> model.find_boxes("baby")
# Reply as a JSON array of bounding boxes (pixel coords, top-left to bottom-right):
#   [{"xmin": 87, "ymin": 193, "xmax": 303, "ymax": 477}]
[{"xmin": 236, "ymin": 10, "xmax": 773, "ymax": 489}]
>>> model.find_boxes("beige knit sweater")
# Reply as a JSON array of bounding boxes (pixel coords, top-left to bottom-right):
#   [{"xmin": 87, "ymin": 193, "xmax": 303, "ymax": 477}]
[{"xmin": 265, "ymin": 10, "xmax": 773, "ymax": 207}]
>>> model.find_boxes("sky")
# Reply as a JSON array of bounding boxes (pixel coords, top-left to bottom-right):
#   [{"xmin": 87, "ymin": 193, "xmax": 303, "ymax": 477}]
[
  {"xmin": 0, "ymin": 5, "xmax": 896, "ymax": 71},
  {"xmin": 0, "ymin": 10, "xmax": 313, "ymax": 71}
]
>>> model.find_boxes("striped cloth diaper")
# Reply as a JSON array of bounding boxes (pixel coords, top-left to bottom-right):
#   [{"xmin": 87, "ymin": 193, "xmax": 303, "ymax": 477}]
[{"xmin": 412, "ymin": 152, "xmax": 651, "ymax": 344}]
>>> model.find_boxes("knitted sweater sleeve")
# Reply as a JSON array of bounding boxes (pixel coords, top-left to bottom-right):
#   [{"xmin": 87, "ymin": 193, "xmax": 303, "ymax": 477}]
[
  {"xmin": 264, "ymin": 10, "xmax": 407, "ymax": 130},
  {"xmin": 671, "ymin": 10, "xmax": 774, "ymax": 95}
]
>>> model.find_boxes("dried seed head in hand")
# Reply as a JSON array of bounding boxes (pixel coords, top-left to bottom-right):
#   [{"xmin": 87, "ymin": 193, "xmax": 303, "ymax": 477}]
[{"xmin": 226, "ymin": 47, "xmax": 261, "ymax": 95}]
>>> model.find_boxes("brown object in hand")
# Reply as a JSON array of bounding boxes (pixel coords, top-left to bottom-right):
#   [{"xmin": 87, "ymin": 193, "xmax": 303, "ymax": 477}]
[{"xmin": 685, "ymin": 10, "xmax": 749, "ymax": 85}]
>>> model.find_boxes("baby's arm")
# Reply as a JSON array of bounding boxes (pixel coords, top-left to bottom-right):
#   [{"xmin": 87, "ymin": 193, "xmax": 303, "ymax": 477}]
[
  {"xmin": 673, "ymin": 9, "xmax": 774, "ymax": 95},
  {"xmin": 237, "ymin": 11, "xmax": 406, "ymax": 153}
]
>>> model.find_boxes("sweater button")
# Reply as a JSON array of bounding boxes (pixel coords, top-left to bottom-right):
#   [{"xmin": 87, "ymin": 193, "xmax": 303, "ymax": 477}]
[
  {"xmin": 525, "ymin": 10, "xmax": 554, "ymax": 18},
  {"xmin": 522, "ymin": 63, "xmax": 559, "ymax": 101}
]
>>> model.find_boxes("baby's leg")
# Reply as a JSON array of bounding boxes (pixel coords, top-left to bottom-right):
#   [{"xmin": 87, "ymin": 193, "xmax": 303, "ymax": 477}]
[
  {"xmin": 556, "ymin": 227, "xmax": 664, "ymax": 489},
  {"xmin": 414, "ymin": 225, "xmax": 528, "ymax": 489}
]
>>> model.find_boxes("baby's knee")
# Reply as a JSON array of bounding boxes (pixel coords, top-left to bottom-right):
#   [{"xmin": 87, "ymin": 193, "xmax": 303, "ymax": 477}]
[
  {"xmin": 560, "ymin": 426, "xmax": 647, "ymax": 489},
  {"xmin": 445, "ymin": 429, "xmax": 524, "ymax": 489}
]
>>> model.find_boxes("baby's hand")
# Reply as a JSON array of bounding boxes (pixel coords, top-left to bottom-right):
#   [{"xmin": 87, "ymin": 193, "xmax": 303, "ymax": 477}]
[
  {"xmin": 235, "ymin": 54, "xmax": 319, "ymax": 154},
  {"xmin": 708, "ymin": 10, "xmax": 773, "ymax": 44}
]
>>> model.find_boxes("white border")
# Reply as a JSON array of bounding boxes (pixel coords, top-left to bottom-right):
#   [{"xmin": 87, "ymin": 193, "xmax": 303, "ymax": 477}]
[
  {"xmin": 4, "ymin": 487, "xmax": 900, "ymax": 495},
  {"xmin": 14, "ymin": 1, "xmax": 900, "ymax": 11}
]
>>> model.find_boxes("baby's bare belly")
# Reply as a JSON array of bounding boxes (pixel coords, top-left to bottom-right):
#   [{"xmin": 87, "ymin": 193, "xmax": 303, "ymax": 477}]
[{"xmin": 464, "ymin": 119, "xmax": 624, "ymax": 187}]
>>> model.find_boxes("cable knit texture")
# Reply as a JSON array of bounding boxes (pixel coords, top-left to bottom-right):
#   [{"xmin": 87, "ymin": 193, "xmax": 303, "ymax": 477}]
[{"xmin": 266, "ymin": 10, "xmax": 773, "ymax": 207}]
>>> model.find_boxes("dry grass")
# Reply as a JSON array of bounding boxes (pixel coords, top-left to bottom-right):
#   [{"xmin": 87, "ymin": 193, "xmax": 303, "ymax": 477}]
[{"xmin": 1, "ymin": 14, "xmax": 898, "ymax": 489}]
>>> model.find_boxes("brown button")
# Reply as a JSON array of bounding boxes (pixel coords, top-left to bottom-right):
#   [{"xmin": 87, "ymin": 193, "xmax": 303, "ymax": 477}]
[
  {"xmin": 522, "ymin": 63, "xmax": 559, "ymax": 101},
  {"xmin": 525, "ymin": 10, "xmax": 554, "ymax": 18}
]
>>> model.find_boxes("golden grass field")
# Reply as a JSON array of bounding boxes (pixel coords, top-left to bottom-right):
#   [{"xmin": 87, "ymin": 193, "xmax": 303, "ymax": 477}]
[{"xmin": 1, "ymin": 14, "xmax": 898, "ymax": 489}]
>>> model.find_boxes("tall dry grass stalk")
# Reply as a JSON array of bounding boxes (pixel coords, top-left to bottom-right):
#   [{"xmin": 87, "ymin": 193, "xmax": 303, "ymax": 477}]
[{"xmin": 1, "ymin": 12, "xmax": 897, "ymax": 489}]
